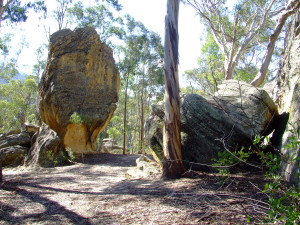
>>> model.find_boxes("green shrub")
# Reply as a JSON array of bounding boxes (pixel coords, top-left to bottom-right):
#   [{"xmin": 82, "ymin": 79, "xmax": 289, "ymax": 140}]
[
  {"xmin": 69, "ymin": 112, "xmax": 84, "ymax": 124},
  {"xmin": 65, "ymin": 147, "xmax": 76, "ymax": 161},
  {"xmin": 213, "ymin": 128, "xmax": 300, "ymax": 224},
  {"xmin": 212, "ymin": 147, "xmax": 250, "ymax": 175},
  {"xmin": 69, "ymin": 112, "xmax": 93, "ymax": 125}
]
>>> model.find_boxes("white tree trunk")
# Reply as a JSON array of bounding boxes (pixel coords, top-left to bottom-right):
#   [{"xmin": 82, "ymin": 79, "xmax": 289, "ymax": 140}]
[
  {"xmin": 251, "ymin": 0, "xmax": 300, "ymax": 87},
  {"xmin": 185, "ymin": 0, "xmax": 278, "ymax": 81}
]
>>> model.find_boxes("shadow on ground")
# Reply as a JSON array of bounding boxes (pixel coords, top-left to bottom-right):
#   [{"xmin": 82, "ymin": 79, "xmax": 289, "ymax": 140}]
[
  {"xmin": 74, "ymin": 153, "xmax": 140, "ymax": 167},
  {"xmin": 0, "ymin": 153, "xmax": 269, "ymax": 224}
]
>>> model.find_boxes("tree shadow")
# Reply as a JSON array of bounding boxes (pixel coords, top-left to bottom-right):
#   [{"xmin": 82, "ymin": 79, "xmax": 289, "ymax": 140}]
[
  {"xmin": 98, "ymin": 173, "xmax": 269, "ymax": 223},
  {"xmin": 4, "ymin": 172, "xmax": 268, "ymax": 223},
  {"xmin": 75, "ymin": 153, "xmax": 140, "ymax": 167},
  {"xmin": 0, "ymin": 180, "xmax": 116, "ymax": 224},
  {"xmin": 1, "ymin": 153, "xmax": 269, "ymax": 224}
]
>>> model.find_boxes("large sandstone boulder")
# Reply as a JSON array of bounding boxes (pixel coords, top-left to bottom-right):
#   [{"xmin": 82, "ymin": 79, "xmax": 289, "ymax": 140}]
[
  {"xmin": 272, "ymin": 10, "xmax": 300, "ymax": 185},
  {"xmin": 25, "ymin": 123, "xmax": 66, "ymax": 167},
  {"xmin": 145, "ymin": 80, "xmax": 278, "ymax": 170},
  {"xmin": 39, "ymin": 27, "xmax": 120, "ymax": 154},
  {"xmin": 214, "ymin": 80, "xmax": 277, "ymax": 135},
  {"xmin": 144, "ymin": 104, "xmax": 164, "ymax": 162}
]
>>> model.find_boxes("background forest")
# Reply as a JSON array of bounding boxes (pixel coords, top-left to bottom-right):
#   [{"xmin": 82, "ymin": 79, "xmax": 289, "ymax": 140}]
[{"xmin": 0, "ymin": 0, "xmax": 297, "ymax": 154}]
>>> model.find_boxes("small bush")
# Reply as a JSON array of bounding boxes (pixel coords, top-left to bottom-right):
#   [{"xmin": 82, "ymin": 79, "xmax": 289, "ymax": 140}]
[
  {"xmin": 69, "ymin": 112, "xmax": 93, "ymax": 125},
  {"xmin": 69, "ymin": 112, "xmax": 84, "ymax": 124},
  {"xmin": 212, "ymin": 147, "xmax": 250, "ymax": 175},
  {"xmin": 212, "ymin": 128, "xmax": 300, "ymax": 224}
]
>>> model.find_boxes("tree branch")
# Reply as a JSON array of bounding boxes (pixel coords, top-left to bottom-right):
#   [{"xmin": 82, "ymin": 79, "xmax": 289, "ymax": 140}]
[
  {"xmin": 251, "ymin": 0, "xmax": 300, "ymax": 87},
  {"xmin": 0, "ymin": 0, "xmax": 14, "ymax": 26}
]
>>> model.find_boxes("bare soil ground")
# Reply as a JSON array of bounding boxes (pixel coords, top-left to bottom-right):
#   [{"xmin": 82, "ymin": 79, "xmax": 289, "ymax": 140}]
[{"xmin": 0, "ymin": 154, "xmax": 270, "ymax": 224}]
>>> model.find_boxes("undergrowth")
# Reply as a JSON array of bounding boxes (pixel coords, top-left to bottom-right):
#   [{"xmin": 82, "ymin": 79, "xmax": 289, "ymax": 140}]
[{"xmin": 213, "ymin": 126, "xmax": 300, "ymax": 224}]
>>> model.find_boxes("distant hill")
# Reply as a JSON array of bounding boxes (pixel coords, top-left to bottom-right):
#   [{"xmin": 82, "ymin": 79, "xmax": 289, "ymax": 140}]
[{"xmin": 0, "ymin": 72, "xmax": 27, "ymax": 84}]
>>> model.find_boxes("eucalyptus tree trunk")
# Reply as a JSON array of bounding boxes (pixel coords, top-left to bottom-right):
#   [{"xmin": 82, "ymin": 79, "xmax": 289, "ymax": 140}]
[
  {"xmin": 162, "ymin": 0, "xmax": 185, "ymax": 179},
  {"xmin": 123, "ymin": 73, "xmax": 129, "ymax": 155},
  {"xmin": 224, "ymin": 60, "xmax": 236, "ymax": 80},
  {"xmin": 139, "ymin": 72, "xmax": 145, "ymax": 154}
]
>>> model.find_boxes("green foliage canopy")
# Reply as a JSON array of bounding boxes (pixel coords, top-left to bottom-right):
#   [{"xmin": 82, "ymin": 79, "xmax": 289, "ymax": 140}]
[
  {"xmin": 67, "ymin": 0, "xmax": 124, "ymax": 43},
  {"xmin": 0, "ymin": 76, "xmax": 38, "ymax": 132},
  {"xmin": 0, "ymin": 0, "xmax": 46, "ymax": 26},
  {"xmin": 183, "ymin": 0, "xmax": 284, "ymax": 80},
  {"xmin": 184, "ymin": 32, "xmax": 224, "ymax": 94}
]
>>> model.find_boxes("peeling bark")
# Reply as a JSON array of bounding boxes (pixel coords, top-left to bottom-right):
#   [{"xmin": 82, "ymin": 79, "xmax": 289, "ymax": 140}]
[{"xmin": 162, "ymin": 0, "xmax": 185, "ymax": 179}]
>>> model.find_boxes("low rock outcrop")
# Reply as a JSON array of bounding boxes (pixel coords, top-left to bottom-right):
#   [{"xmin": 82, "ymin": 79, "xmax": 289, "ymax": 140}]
[
  {"xmin": 0, "ymin": 124, "xmax": 68, "ymax": 168},
  {"xmin": 25, "ymin": 123, "xmax": 66, "ymax": 167},
  {"xmin": 0, "ymin": 132, "xmax": 31, "ymax": 150},
  {"xmin": 101, "ymin": 138, "xmax": 123, "ymax": 153},
  {"xmin": 0, "ymin": 146, "xmax": 27, "ymax": 167},
  {"xmin": 145, "ymin": 80, "xmax": 278, "ymax": 170},
  {"xmin": 0, "ymin": 131, "xmax": 31, "ymax": 167},
  {"xmin": 126, "ymin": 155, "xmax": 160, "ymax": 178},
  {"xmin": 39, "ymin": 27, "xmax": 120, "ymax": 155}
]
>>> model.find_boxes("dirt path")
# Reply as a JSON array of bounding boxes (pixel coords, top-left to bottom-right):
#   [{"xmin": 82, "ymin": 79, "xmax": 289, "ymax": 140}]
[{"xmin": 0, "ymin": 154, "xmax": 269, "ymax": 224}]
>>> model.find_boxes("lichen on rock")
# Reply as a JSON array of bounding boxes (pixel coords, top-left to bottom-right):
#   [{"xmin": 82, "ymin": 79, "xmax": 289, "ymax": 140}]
[{"xmin": 145, "ymin": 80, "xmax": 278, "ymax": 170}]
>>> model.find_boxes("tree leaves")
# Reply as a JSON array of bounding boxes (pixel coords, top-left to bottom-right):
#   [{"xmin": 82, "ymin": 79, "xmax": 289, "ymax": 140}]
[
  {"xmin": 0, "ymin": 77, "xmax": 38, "ymax": 132},
  {"xmin": 1, "ymin": 0, "xmax": 47, "ymax": 25},
  {"xmin": 184, "ymin": 0, "xmax": 284, "ymax": 80},
  {"xmin": 67, "ymin": 1, "xmax": 125, "ymax": 43}
]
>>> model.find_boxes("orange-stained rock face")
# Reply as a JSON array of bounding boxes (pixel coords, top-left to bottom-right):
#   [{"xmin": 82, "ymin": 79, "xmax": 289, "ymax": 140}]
[
  {"xmin": 64, "ymin": 123, "xmax": 92, "ymax": 153},
  {"xmin": 39, "ymin": 27, "xmax": 120, "ymax": 154}
]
